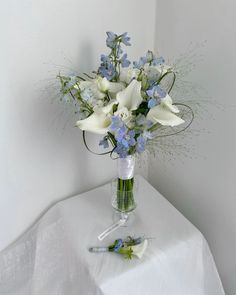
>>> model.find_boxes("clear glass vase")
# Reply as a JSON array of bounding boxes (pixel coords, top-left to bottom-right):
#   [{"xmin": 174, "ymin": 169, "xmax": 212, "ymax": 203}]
[{"xmin": 112, "ymin": 155, "xmax": 137, "ymax": 213}]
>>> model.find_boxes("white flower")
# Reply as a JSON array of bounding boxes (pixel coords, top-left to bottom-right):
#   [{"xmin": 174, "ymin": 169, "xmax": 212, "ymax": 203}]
[
  {"xmin": 75, "ymin": 101, "xmax": 115, "ymax": 135},
  {"xmin": 96, "ymin": 76, "xmax": 110, "ymax": 92},
  {"xmin": 97, "ymin": 76, "xmax": 124, "ymax": 94},
  {"xmin": 79, "ymin": 77, "xmax": 124, "ymax": 101},
  {"xmin": 116, "ymin": 79, "xmax": 143, "ymax": 111},
  {"xmin": 147, "ymin": 94, "xmax": 185, "ymax": 127},
  {"xmin": 114, "ymin": 106, "xmax": 134, "ymax": 128},
  {"xmin": 107, "ymin": 81, "xmax": 125, "ymax": 94},
  {"xmin": 144, "ymin": 64, "xmax": 172, "ymax": 81},
  {"xmin": 119, "ymin": 67, "xmax": 140, "ymax": 84},
  {"xmin": 131, "ymin": 239, "xmax": 148, "ymax": 259}
]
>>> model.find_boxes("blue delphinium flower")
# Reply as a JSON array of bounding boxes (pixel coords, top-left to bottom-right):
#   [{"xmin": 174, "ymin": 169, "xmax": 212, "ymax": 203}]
[
  {"xmin": 117, "ymin": 46, "xmax": 123, "ymax": 58},
  {"xmin": 99, "ymin": 137, "xmax": 109, "ymax": 149},
  {"xmin": 115, "ymin": 143, "xmax": 129, "ymax": 158},
  {"xmin": 106, "ymin": 31, "xmax": 117, "ymax": 48},
  {"xmin": 148, "ymin": 98, "xmax": 158, "ymax": 109},
  {"xmin": 116, "ymin": 126, "xmax": 128, "ymax": 143},
  {"xmin": 100, "ymin": 54, "xmax": 110, "ymax": 64},
  {"xmin": 133, "ymin": 50, "xmax": 164, "ymax": 67},
  {"xmin": 147, "ymin": 85, "xmax": 166, "ymax": 109},
  {"xmin": 113, "ymin": 239, "xmax": 124, "ymax": 252},
  {"xmin": 120, "ymin": 32, "xmax": 131, "ymax": 46},
  {"xmin": 106, "ymin": 31, "xmax": 131, "ymax": 49},
  {"xmin": 120, "ymin": 53, "xmax": 131, "ymax": 68},
  {"xmin": 152, "ymin": 56, "xmax": 165, "ymax": 66},
  {"xmin": 136, "ymin": 114, "xmax": 146, "ymax": 126},
  {"xmin": 144, "ymin": 51, "xmax": 165, "ymax": 66},
  {"xmin": 98, "ymin": 57, "xmax": 116, "ymax": 81},
  {"xmin": 80, "ymin": 88, "xmax": 93, "ymax": 101},
  {"xmin": 126, "ymin": 130, "xmax": 136, "ymax": 146},
  {"xmin": 136, "ymin": 115, "xmax": 154, "ymax": 130},
  {"xmin": 110, "ymin": 117, "xmax": 137, "ymax": 157},
  {"xmin": 134, "ymin": 50, "xmax": 164, "ymax": 69},
  {"xmin": 110, "ymin": 116, "xmax": 124, "ymax": 132},
  {"xmin": 146, "ymin": 85, "xmax": 166, "ymax": 99},
  {"xmin": 136, "ymin": 135, "xmax": 147, "ymax": 153},
  {"xmin": 133, "ymin": 56, "xmax": 147, "ymax": 69},
  {"xmin": 99, "ymin": 54, "xmax": 117, "ymax": 80},
  {"xmin": 117, "ymin": 129, "xmax": 136, "ymax": 148}
]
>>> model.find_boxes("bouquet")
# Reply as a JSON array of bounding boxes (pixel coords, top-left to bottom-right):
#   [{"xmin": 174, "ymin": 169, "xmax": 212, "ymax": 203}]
[{"xmin": 58, "ymin": 32, "xmax": 193, "ymax": 213}]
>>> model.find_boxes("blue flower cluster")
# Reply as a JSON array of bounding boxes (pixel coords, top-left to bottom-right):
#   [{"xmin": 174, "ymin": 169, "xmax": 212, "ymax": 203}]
[
  {"xmin": 113, "ymin": 239, "xmax": 123, "ymax": 252},
  {"xmin": 133, "ymin": 50, "xmax": 165, "ymax": 69},
  {"xmin": 99, "ymin": 137, "xmax": 109, "ymax": 148},
  {"xmin": 106, "ymin": 32, "xmax": 131, "ymax": 48},
  {"xmin": 110, "ymin": 116, "xmax": 151, "ymax": 158},
  {"xmin": 146, "ymin": 85, "xmax": 166, "ymax": 109},
  {"xmin": 120, "ymin": 53, "xmax": 130, "ymax": 67},
  {"xmin": 98, "ymin": 54, "xmax": 117, "ymax": 81},
  {"xmin": 98, "ymin": 32, "xmax": 131, "ymax": 81},
  {"xmin": 110, "ymin": 116, "xmax": 135, "ymax": 157}
]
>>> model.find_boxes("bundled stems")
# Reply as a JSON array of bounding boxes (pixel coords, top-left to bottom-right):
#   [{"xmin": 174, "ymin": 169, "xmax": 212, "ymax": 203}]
[{"xmin": 116, "ymin": 178, "xmax": 135, "ymax": 212}]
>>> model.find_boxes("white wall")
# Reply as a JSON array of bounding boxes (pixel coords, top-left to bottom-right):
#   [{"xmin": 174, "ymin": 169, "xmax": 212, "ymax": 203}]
[
  {"xmin": 0, "ymin": 0, "xmax": 155, "ymax": 251},
  {"xmin": 150, "ymin": 0, "xmax": 236, "ymax": 294}
]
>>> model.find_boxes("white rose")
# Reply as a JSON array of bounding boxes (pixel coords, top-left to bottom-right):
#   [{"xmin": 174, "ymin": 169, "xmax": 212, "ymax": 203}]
[{"xmin": 114, "ymin": 106, "xmax": 134, "ymax": 128}]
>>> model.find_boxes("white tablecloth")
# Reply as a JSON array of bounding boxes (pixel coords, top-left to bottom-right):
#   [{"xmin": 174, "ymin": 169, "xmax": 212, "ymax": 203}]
[{"xmin": 0, "ymin": 175, "xmax": 225, "ymax": 295}]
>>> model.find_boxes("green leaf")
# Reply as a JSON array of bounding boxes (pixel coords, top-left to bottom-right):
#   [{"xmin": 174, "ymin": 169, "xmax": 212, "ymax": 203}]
[{"xmin": 132, "ymin": 101, "xmax": 149, "ymax": 116}]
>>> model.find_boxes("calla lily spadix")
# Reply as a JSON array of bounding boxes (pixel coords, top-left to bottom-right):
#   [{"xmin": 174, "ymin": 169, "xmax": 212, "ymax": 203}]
[
  {"xmin": 147, "ymin": 94, "xmax": 185, "ymax": 127},
  {"xmin": 76, "ymin": 101, "xmax": 116, "ymax": 135},
  {"xmin": 116, "ymin": 79, "xmax": 143, "ymax": 111}
]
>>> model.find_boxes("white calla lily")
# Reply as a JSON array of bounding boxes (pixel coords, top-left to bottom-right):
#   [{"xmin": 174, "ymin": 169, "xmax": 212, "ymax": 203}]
[
  {"xmin": 161, "ymin": 94, "xmax": 180, "ymax": 113},
  {"xmin": 116, "ymin": 79, "xmax": 143, "ymax": 111},
  {"xmin": 76, "ymin": 101, "xmax": 115, "ymax": 135},
  {"xmin": 147, "ymin": 95, "xmax": 185, "ymax": 127},
  {"xmin": 131, "ymin": 239, "xmax": 148, "ymax": 259},
  {"xmin": 79, "ymin": 77, "xmax": 124, "ymax": 101},
  {"xmin": 96, "ymin": 76, "xmax": 124, "ymax": 94}
]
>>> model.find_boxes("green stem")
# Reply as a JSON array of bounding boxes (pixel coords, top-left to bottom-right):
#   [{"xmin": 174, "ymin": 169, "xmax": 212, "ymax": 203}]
[{"xmin": 116, "ymin": 178, "xmax": 135, "ymax": 212}]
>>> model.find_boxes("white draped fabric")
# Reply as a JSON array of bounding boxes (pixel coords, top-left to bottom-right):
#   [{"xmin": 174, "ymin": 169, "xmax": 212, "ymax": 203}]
[{"xmin": 0, "ymin": 176, "xmax": 225, "ymax": 295}]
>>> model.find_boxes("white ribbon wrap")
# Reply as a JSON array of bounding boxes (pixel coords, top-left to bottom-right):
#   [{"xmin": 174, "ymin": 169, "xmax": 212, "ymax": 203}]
[{"xmin": 117, "ymin": 155, "xmax": 135, "ymax": 180}]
